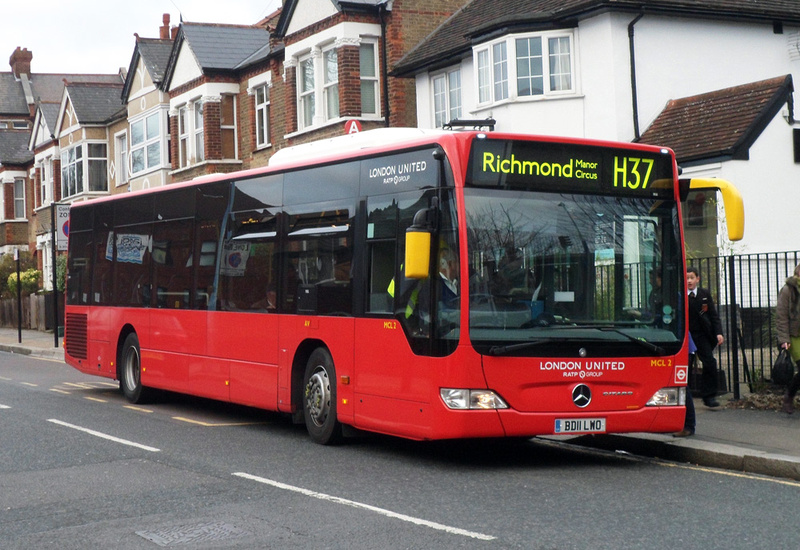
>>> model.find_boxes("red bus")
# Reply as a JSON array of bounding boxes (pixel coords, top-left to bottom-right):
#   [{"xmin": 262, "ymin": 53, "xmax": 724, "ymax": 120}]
[{"xmin": 64, "ymin": 129, "xmax": 742, "ymax": 444}]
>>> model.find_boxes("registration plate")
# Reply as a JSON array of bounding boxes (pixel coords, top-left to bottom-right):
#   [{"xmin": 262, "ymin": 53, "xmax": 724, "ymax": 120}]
[{"xmin": 554, "ymin": 418, "xmax": 606, "ymax": 434}]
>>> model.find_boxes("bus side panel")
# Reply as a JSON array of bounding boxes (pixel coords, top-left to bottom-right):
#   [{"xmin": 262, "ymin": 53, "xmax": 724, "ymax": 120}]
[
  {"xmin": 208, "ymin": 312, "xmax": 280, "ymax": 410},
  {"xmin": 352, "ymin": 319, "xmax": 504, "ymax": 439},
  {"xmin": 277, "ymin": 316, "xmax": 355, "ymax": 422},
  {"xmin": 65, "ymin": 306, "xmax": 145, "ymax": 379},
  {"xmin": 143, "ymin": 309, "xmax": 209, "ymax": 395},
  {"xmin": 86, "ymin": 306, "xmax": 118, "ymax": 377}
]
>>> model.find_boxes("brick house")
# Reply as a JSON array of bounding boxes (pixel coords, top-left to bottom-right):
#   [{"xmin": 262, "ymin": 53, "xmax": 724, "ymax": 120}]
[
  {"xmin": 161, "ymin": 21, "xmax": 276, "ymax": 181},
  {"xmin": 0, "ymin": 47, "xmax": 124, "ymax": 288},
  {"xmin": 119, "ymin": 14, "xmax": 176, "ymax": 193}
]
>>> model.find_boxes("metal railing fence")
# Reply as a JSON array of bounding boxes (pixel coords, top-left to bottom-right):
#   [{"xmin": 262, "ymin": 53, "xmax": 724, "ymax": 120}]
[{"xmin": 689, "ymin": 251, "xmax": 800, "ymax": 398}]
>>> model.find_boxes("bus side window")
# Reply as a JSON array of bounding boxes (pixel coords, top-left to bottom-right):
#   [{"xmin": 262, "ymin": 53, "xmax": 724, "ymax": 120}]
[
  {"xmin": 66, "ymin": 230, "xmax": 93, "ymax": 305},
  {"xmin": 92, "ymin": 203, "xmax": 114, "ymax": 305},
  {"xmin": 285, "ymin": 205, "xmax": 354, "ymax": 316},
  {"xmin": 195, "ymin": 183, "xmax": 229, "ymax": 310},
  {"xmin": 368, "ymin": 241, "xmax": 394, "ymax": 313},
  {"xmin": 152, "ymin": 219, "xmax": 194, "ymax": 309},
  {"xmin": 366, "ymin": 196, "xmax": 398, "ymax": 314}
]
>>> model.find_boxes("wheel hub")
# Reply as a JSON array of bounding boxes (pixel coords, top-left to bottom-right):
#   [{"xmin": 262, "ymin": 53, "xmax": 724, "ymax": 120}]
[{"xmin": 305, "ymin": 368, "xmax": 330, "ymax": 427}]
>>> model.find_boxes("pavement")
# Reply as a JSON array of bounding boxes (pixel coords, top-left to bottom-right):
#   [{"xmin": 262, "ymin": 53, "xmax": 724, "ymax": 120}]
[{"xmin": 2, "ymin": 326, "xmax": 800, "ymax": 481}]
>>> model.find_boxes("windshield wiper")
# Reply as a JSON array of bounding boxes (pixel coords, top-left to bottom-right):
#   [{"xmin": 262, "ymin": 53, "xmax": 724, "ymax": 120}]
[
  {"xmin": 487, "ymin": 339, "xmax": 559, "ymax": 356},
  {"xmin": 486, "ymin": 327, "xmax": 667, "ymax": 356},
  {"xmin": 598, "ymin": 327, "xmax": 666, "ymax": 355}
]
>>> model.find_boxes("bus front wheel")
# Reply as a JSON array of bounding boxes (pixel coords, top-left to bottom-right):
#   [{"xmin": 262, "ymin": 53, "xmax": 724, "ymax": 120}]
[
  {"xmin": 302, "ymin": 348, "xmax": 342, "ymax": 445},
  {"xmin": 120, "ymin": 333, "xmax": 150, "ymax": 404}
]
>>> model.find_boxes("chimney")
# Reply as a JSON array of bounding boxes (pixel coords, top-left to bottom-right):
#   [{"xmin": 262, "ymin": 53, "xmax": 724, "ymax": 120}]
[
  {"xmin": 9, "ymin": 47, "xmax": 32, "ymax": 78},
  {"xmin": 160, "ymin": 13, "xmax": 171, "ymax": 40}
]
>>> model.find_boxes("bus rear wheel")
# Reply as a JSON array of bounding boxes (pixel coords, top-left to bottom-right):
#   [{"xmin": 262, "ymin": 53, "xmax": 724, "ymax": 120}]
[
  {"xmin": 303, "ymin": 348, "xmax": 342, "ymax": 445},
  {"xmin": 120, "ymin": 333, "xmax": 150, "ymax": 403}
]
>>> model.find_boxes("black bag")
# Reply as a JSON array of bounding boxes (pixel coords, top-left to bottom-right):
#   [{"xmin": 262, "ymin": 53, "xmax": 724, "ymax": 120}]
[{"xmin": 772, "ymin": 349, "xmax": 796, "ymax": 386}]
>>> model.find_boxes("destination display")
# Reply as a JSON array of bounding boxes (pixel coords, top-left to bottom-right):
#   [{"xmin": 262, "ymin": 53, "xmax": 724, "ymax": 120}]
[{"xmin": 466, "ymin": 138, "xmax": 675, "ymax": 198}]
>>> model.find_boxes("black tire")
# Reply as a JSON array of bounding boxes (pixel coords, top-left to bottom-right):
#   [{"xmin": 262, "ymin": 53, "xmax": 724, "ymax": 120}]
[
  {"xmin": 119, "ymin": 333, "xmax": 150, "ymax": 403},
  {"xmin": 302, "ymin": 348, "xmax": 342, "ymax": 445}
]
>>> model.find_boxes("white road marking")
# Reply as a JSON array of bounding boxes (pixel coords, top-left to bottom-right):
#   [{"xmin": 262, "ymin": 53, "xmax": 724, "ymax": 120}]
[
  {"xmin": 232, "ymin": 472, "xmax": 495, "ymax": 541},
  {"xmin": 0, "ymin": 404, "xmax": 9, "ymax": 409},
  {"xmin": 47, "ymin": 419, "xmax": 160, "ymax": 452}
]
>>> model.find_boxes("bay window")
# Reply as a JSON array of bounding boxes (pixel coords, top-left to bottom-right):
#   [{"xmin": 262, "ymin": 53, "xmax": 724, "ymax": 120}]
[
  {"xmin": 294, "ymin": 38, "xmax": 381, "ymax": 132},
  {"xmin": 432, "ymin": 69, "xmax": 462, "ymax": 128},
  {"xmin": 60, "ymin": 142, "xmax": 108, "ymax": 199},
  {"xmin": 130, "ymin": 111, "xmax": 162, "ymax": 176},
  {"xmin": 475, "ymin": 30, "xmax": 574, "ymax": 105}
]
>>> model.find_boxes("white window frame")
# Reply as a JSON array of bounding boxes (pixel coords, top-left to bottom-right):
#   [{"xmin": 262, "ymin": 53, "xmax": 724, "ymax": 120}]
[
  {"xmin": 13, "ymin": 178, "xmax": 25, "ymax": 219},
  {"xmin": 175, "ymin": 98, "xmax": 205, "ymax": 168},
  {"xmin": 474, "ymin": 30, "xmax": 575, "ymax": 106},
  {"xmin": 60, "ymin": 142, "xmax": 108, "ymax": 199},
  {"xmin": 359, "ymin": 39, "xmax": 380, "ymax": 117},
  {"xmin": 193, "ymin": 99, "xmax": 205, "ymax": 163},
  {"xmin": 41, "ymin": 240, "xmax": 53, "ymax": 291},
  {"xmin": 298, "ymin": 54, "xmax": 316, "ymax": 130},
  {"xmin": 432, "ymin": 68, "xmax": 462, "ymax": 128},
  {"xmin": 86, "ymin": 142, "xmax": 108, "ymax": 193},
  {"xmin": 61, "ymin": 145, "xmax": 84, "ymax": 198},
  {"xmin": 254, "ymin": 84, "xmax": 271, "ymax": 148},
  {"xmin": 130, "ymin": 110, "xmax": 163, "ymax": 176},
  {"xmin": 40, "ymin": 157, "xmax": 53, "ymax": 206},
  {"xmin": 323, "ymin": 47, "xmax": 340, "ymax": 121},
  {"xmin": 178, "ymin": 106, "xmax": 189, "ymax": 168},
  {"xmin": 115, "ymin": 132, "xmax": 128, "ymax": 187}
]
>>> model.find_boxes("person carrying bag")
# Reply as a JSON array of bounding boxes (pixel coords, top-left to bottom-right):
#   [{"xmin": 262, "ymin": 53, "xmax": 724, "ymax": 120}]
[{"xmin": 775, "ymin": 263, "xmax": 800, "ymax": 413}]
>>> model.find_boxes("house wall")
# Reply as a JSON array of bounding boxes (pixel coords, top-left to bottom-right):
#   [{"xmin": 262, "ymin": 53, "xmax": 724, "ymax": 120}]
[
  {"xmin": 125, "ymin": 56, "xmax": 172, "ymax": 191},
  {"xmin": 681, "ymin": 115, "xmax": 800, "ymax": 255},
  {"xmin": 411, "ymin": 11, "xmax": 800, "ymax": 254}
]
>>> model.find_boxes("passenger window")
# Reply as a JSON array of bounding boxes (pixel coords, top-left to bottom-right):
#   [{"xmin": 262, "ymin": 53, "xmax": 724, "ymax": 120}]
[
  {"xmin": 218, "ymin": 209, "xmax": 277, "ymax": 312},
  {"xmin": 285, "ymin": 205, "xmax": 354, "ymax": 315},
  {"xmin": 152, "ymin": 219, "xmax": 194, "ymax": 309},
  {"xmin": 366, "ymin": 196, "xmax": 398, "ymax": 314}
]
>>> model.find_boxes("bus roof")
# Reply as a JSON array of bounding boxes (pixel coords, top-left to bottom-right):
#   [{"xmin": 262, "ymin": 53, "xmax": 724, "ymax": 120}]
[{"xmin": 267, "ymin": 128, "xmax": 451, "ymax": 167}]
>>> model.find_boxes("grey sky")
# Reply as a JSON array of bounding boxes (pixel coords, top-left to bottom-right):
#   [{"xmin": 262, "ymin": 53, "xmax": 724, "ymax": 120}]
[{"xmin": 1, "ymin": 0, "xmax": 281, "ymax": 75}]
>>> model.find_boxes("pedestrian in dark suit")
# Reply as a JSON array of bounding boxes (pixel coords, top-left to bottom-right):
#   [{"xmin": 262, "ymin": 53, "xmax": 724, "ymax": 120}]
[{"xmin": 686, "ymin": 267, "xmax": 724, "ymax": 407}]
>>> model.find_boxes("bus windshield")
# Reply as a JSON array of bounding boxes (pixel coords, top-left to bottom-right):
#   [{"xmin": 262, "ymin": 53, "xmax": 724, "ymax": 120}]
[{"xmin": 464, "ymin": 188, "xmax": 683, "ymax": 356}]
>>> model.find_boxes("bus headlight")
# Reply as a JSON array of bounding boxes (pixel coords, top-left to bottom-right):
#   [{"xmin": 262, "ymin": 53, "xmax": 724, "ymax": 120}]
[
  {"xmin": 646, "ymin": 387, "xmax": 686, "ymax": 406},
  {"xmin": 440, "ymin": 389, "xmax": 509, "ymax": 410}
]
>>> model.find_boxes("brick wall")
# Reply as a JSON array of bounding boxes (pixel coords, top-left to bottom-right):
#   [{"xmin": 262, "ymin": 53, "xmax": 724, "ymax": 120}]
[
  {"xmin": 203, "ymin": 99, "xmax": 222, "ymax": 161},
  {"xmin": 384, "ymin": 0, "xmax": 468, "ymax": 127},
  {"xmin": 169, "ymin": 113, "xmax": 180, "ymax": 170},
  {"xmin": 339, "ymin": 45, "xmax": 361, "ymax": 117},
  {"xmin": 52, "ymin": 159, "xmax": 61, "ymax": 202}
]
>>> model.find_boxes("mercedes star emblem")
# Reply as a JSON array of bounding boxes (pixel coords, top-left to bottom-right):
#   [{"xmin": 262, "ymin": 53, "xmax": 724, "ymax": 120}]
[{"xmin": 572, "ymin": 384, "xmax": 591, "ymax": 408}]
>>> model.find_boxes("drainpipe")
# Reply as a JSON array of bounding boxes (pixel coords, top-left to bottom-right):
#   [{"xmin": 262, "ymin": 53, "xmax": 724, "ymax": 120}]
[
  {"xmin": 380, "ymin": 2, "xmax": 391, "ymax": 127},
  {"xmin": 628, "ymin": 13, "xmax": 644, "ymax": 139}
]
